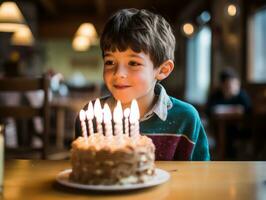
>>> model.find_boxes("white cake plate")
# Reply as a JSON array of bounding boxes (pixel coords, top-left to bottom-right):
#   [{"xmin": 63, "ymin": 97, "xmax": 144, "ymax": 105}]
[{"xmin": 56, "ymin": 168, "xmax": 170, "ymax": 191}]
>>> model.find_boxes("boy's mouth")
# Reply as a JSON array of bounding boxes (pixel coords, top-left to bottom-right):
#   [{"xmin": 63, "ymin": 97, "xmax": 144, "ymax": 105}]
[{"xmin": 113, "ymin": 84, "xmax": 131, "ymax": 89}]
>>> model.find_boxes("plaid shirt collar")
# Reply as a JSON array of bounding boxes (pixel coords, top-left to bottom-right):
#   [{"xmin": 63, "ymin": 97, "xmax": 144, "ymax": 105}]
[{"xmin": 140, "ymin": 83, "xmax": 172, "ymax": 121}]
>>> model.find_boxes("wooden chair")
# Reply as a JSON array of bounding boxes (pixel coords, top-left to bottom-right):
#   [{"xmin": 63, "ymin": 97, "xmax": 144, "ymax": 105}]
[{"xmin": 0, "ymin": 75, "xmax": 50, "ymax": 159}]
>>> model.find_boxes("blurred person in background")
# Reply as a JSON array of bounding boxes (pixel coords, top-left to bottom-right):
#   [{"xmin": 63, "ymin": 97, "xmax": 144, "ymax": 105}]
[
  {"xmin": 207, "ymin": 68, "xmax": 251, "ymax": 115},
  {"xmin": 206, "ymin": 68, "xmax": 252, "ymax": 159}
]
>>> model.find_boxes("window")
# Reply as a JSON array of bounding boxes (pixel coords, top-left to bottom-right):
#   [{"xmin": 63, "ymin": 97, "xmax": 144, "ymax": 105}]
[
  {"xmin": 185, "ymin": 26, "xmax": 212, "ymax": 104},
  {"xmin": 248, "ymin": 7, "xmax": 266, "ymax": 83}
]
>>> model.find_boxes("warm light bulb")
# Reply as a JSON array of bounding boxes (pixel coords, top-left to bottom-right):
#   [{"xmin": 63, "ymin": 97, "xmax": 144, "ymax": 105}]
[
  {"xmin": 11, "ymin": 25, "xmax": 34, "ymax": 46},
  {"xmin": 227, "ymin": 4, "xmax": 237, "ymax": 16},
  {"xmin": 76, "ymin": 23, "xmax": 97, "ymax": 38},
  {"xmin": 74, "ymin": 22, "xmax": 98, "ymax": 45},
  {"xmin": 0, "ymin": 2, "xmax": 25, "ymax": 22},
  {"xmin": 0, "ymin": 1, "xmax": 26, "ymax": 32},
  {"xmin": 72, "ymin": 35, "xmax": 90, "ymax": 51},
  {"xmin": 182, "ymin": 23, "xmax": 194, "ymax": 36}
]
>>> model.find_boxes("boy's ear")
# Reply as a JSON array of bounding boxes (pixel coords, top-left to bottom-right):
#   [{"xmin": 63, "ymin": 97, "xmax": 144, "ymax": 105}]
[{"xmin": 155, "ymin": 60, "xmax": 174, "ymax": 81}]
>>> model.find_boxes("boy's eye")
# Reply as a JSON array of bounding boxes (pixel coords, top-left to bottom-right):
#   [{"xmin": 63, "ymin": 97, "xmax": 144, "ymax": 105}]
[
  {"xmin": 104, "ymin": 60, "xmax": 115, "ymax": 66},
  {"xmin": 128, "ymin": 61, "xmax": 141, "ymax": 67}
]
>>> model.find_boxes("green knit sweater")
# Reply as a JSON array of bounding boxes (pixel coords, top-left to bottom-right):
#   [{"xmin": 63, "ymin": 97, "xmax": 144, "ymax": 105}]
[{"xmin": 140, "ymin": 97, "xmax": 210, "ymax": 161}]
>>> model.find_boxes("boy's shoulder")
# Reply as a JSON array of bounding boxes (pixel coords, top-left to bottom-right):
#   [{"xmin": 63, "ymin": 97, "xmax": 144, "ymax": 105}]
[
  {"xmin": 166, "ymin": 97, "xmax": 206, "ymax": 146},
  {"xmin": 168, "ymin": 96, "xmax": 200, "ymax": 120}
]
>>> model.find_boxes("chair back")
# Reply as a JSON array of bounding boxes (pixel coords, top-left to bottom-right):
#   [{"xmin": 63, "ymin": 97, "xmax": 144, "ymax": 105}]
[{"xmin": 0, "ymin": 75, "xmax": 50, "ymax": 159}]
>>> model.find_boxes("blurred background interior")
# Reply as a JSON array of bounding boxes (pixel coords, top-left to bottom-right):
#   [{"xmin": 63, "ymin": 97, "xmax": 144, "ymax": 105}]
[{"xmin": 0, "ymin": 0, "xmax": 265, "ymax": 160}]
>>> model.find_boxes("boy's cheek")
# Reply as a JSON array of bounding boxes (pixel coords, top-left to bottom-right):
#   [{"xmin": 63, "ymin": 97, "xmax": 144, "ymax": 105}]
[{"xmin": 103, "ymin": 71, "xmax": 111, "ymax": 83}]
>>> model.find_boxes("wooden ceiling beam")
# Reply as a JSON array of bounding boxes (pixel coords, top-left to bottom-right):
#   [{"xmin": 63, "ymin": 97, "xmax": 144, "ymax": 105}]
[
  {"xmin": 38, "ymin": 14, "xmax": 106, "ymax": 38},
  {"xmin": 39, "ymin": 0, "xmax": 57, "ymax": 15},
  {"xmin": 94, "ymin": 0, "xmax": 106, "ymax": 16}
]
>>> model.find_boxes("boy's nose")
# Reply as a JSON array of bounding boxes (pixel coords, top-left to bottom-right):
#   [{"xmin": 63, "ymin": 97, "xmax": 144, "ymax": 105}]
[{"xmin": 114, "ymin": 65, "xmax": 127, "ymax": 78}]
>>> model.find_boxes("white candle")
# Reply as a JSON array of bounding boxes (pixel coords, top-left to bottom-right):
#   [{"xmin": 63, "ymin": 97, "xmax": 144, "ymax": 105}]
[
  {"xmin": 94, "ymin": 99, "xmax": 103, "ymax": 134},
  {"xmin": 79, "ymin": 109, "xmax": 88, "ymax": 141},
  {"xmin": 86, "ymin": 101, "xmax": 94, "ymax": 136},
  {"xmin": 129, "ymin": 99, "xmax": 140, "ymax": 138},
  {"xmin": 113, "ymin": 100, "xmax": 123, "ymax": 136},
  {"xmin": 123, "ymin": 108, "xmax": 130, "ymax": 136},
  {"xmin": 103, "ymin": 103, "xmax": 113, "ymax": 137}
]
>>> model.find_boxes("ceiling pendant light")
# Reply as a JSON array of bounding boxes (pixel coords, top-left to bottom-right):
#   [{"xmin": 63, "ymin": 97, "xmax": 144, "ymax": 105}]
[
  {"xmin": 0, "ymin": 1, "xmax": 26, "ymax": 32},
  {"xmin": 11, "ymin": 25, "xmax": 34, "ymax": 46}
]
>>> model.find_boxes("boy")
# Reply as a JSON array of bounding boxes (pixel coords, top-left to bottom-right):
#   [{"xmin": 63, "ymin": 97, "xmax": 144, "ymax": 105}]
[{"xmin": 75, "ymin": 8, "xmax": 210, "ymax": 161}]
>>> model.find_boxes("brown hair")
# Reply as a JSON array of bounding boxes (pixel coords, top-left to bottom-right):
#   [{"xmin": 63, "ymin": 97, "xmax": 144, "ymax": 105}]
[{"xmin": 100, "ymin": 8, "xmax": 176, "ymax": 68}]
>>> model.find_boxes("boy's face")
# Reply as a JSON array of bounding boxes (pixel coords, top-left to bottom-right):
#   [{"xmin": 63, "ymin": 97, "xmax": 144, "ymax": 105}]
[{"xmin": 103, "ymin": 48, "xmax": 158, "ymax": 105}]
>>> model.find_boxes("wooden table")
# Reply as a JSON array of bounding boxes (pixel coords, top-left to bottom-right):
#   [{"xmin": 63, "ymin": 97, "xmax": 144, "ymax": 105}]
[{"xmin": 2, "ymin": 160, "xmax": 266, "ymax": 200}]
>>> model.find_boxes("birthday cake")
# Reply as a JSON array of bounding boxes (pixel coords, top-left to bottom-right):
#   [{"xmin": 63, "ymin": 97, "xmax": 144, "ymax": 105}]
[{"xmin": 69, "ymin": 99, "xmax": 156, "ymax": 185}]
